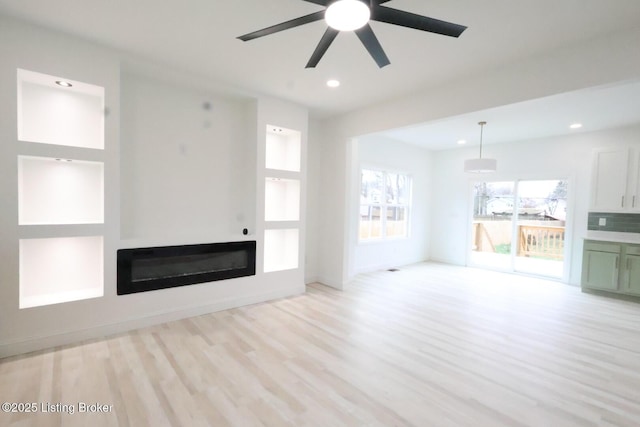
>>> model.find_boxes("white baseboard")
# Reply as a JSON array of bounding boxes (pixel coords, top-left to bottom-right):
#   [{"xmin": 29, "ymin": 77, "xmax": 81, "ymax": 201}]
[
  {"xmin": 0, "ymin": 287, "xmax": 303, "ymax": 359},
  {"xmin": 427, "ymin": 257, "xmax": 464, "ymax": 266},
  {"xmin": 312, "ymin": 276, "xmax": 344, "ymax": 290},
  {"xmin": 304, "ymin": 275, "xmax": 319, "ymax": 285}
]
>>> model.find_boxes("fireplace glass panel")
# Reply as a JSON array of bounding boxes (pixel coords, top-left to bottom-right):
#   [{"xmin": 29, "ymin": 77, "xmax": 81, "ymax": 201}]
[
  {"xmin": 132, "ymin": 251, "xmax": 248, "ymax": 282},
  {"xmin": 118, "ymin": 241, "xmax": 256, "ymax": 295}
]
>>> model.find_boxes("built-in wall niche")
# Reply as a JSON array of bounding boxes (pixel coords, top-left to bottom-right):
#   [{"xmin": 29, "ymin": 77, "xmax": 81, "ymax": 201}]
[
  {"xmin": 265, "ymin": 178, "xmax": 300, "ymax": 221},
  {"xmin": 18, "ymin": 156, "xmax": 104, "ymax": 225},
  {"xmin": 17, "ymin": 68, "xmax": 105, "ymax": 149},
  {"xmin": 19, "ymin": 236, "xmax": 104, "ymax": 309},
  {"xmin": 265, "ymin": 125, "xmax": 301, "ymax": 172},
  {"xmin": 264, "ymin": 229, "xmax": 299, "ymax": 272}
]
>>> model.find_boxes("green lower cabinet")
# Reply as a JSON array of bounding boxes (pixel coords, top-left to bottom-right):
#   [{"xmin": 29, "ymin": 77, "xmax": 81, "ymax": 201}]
[
  {"xmin": 622, "ymin": 253, "xmax": 640, "ymax": 295},
  {"xmin": 582, "ymin": 240, "xmax": 640, "ymax": 298},
  {"xmin": 582, "ymin": 250, "xmax": 619, "ymax": 291}
]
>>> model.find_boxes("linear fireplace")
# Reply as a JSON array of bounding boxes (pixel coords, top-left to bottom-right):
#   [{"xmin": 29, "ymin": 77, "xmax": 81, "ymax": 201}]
[{"xmin": 117, "ymin": 241, "xmax": 256, "ymax": 295}]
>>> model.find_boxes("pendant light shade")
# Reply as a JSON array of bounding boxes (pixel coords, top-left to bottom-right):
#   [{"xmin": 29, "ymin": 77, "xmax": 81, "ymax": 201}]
[
  {"xmin": 464, "ymin": 157, "xmax": 497, "ymax": 173},
  {"xmin": 464, "ymin": 121, "xmax": 497, "ymax": 173}
]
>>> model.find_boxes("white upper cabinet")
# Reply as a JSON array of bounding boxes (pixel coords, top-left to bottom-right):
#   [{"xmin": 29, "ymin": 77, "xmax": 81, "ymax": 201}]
[{"xmin": 591, "ymin": 147, "xmax": 640, "ymax": 212}]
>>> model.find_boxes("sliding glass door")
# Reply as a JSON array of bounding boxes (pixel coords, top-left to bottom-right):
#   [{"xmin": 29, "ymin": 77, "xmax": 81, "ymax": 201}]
[
  {"xmin": 470, "ymin": 181, "xmax": 515, "ymax": 271},
  {"xmin": 470, "ymin": 179, "xmax": 568, "ymax": 279}
]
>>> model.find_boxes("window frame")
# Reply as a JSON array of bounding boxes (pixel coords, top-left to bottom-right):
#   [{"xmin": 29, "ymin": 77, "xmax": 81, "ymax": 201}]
[{"xmin": 358, "ymin": 167, "xmax": 412, "ymax": 243}]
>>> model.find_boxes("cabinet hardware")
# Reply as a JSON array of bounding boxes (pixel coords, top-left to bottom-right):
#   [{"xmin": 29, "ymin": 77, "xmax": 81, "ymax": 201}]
[
  {"xmin": 627, "ymin": 258, "xmax": 631, "ymax": 270},
  {"xmin": 615, "ymin": 255, "xmax": 619, "ymax": 269},
  {"xmin": 633, "ymin": 195, "xmax": 636, "ymax": 208},
  {"xmin": 622, "ymin": 196, "xmax": 625, "ymax": 207}
]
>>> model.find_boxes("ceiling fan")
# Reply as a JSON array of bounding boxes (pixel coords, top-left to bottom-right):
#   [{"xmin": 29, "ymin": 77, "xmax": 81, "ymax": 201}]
[{"xmin": 237, "ymin": 0, "xmax": 467, "ymax": 68}]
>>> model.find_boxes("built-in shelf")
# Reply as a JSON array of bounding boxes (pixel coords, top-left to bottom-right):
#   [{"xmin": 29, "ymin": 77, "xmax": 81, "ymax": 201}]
[
  {"xmin": 265, "ymin": 177, "xmax": 300, "ymax": 221},
  {"xmin": 17, "ymin": 68, "xmax": 105, "ymax": 149},
  {"xmin": 265, "ymin": 125, "xmax": 301, "ymax": 172},
  {"xmin": 19, "ymin": 236, "xmax": 104, "ymax": 309},
  {"xmin": 263, "ymin": 124, "xmax": 302, "ymax": 274},
  {"xmin": 16, "ymin": 69, "xmax": 106, "ymax": 309},
  {"xmin": 18, "ymin": 156, "xmax": 104, "ymax": 225},
  {"xmin": 264, "ymin": 229, "xmax": 299, "ymax": 273}
]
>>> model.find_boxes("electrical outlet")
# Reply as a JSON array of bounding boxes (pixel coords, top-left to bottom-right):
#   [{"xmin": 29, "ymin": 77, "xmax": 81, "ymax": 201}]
[{"xmin": 599, "ymin": 218, "xmax": 607, "ymax": 226}]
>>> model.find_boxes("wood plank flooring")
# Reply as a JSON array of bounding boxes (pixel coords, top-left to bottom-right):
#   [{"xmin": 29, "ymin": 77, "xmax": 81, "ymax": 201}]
[{"xmin": 2, "ymin": 262, "xmax": 640, "ymax": 426}]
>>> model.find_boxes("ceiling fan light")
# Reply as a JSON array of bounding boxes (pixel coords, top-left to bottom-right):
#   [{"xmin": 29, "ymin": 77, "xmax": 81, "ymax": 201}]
[{"xmin": 325, "ymin": 0, "xmax": 370, "ymax": 31}]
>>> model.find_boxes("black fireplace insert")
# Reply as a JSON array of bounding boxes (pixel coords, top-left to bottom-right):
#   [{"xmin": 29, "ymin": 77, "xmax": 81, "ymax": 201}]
[{"xmin": 117, "ymin": 241, "xmax": 256, "ymax": 295}]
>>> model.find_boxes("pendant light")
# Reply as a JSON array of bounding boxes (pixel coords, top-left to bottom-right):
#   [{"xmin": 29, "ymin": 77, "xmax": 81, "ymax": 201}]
[{"xmin": 464, "ymin": 121, "xmax": 497, "ymax": 173}]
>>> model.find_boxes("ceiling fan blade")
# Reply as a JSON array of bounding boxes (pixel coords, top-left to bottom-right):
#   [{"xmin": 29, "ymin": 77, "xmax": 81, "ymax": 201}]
[
  {"xmin": 306, "ymin": 27, "xmax": 339, "ymax": 68},
  {"xmin": 372, "ymin": 6, "xmax": 467, "ymax": 37},
  {"xmin": 238, "ymin": 11, "xmax": 325, "ymax": 41},
  {"xmin": 302, "ymin": 0, "xmax": 393, "ymax": 5},
  {"xmin": 355, "ymin": 24, "xmax": 390, "ymax": 68}
]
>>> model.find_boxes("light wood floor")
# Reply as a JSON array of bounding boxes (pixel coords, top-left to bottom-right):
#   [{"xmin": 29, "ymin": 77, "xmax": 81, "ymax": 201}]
[{"xmin": 2, "ymin": 262, "xmax": 640, "ymax": 427}]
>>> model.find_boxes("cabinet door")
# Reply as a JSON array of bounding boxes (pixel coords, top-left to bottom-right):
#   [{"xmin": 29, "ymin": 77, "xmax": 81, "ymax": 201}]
[
  {"xmin": 582, "ymin": 250, "xmax": 619, "ymax": 291},
  {"xmin": 622, "ymin": 254, "xmax": 640, "ymax": 295},
  {"xmin": 591, "ymin": 148, "xmax": 629, "ymax": 211}
]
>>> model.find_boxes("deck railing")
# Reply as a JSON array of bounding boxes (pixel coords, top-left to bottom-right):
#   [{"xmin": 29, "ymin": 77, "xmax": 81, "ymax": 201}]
[
  {"xmin": 518, "ymin": 225, "xmax": 565, "ymax": 259},
  {"xmin": 473, "ymin": 222, "xmax": 495, "ymax": 252}
]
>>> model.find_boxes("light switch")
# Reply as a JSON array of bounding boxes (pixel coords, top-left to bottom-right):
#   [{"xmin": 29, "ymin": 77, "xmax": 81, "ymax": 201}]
[{"xmin": 599, "ymin": 218, "xmax": 607, "ymax": 226}]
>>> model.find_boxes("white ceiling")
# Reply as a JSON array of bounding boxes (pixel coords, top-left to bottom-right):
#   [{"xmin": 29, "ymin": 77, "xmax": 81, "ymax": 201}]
[
  {"xmin": 2, "ymin": 0, "xmax": 640, "ymax": 143},
  {"xmin": 378, "ymin": 79, "xmax": 640, "ymax": 150}
]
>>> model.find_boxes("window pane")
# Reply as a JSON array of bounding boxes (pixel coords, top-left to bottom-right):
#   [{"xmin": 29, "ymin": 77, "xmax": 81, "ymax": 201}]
[
  {"xmin": 385, "ymin": 173, "xmax": 409, "ymax": 205},
  {"xmin": 359, "ymin": 169, "xmax": 411, "ymax": 241},
  {"xmin": 472, "ymin": 181, "xmax": 515, "ymax": 256},
  {"xmin": 370, "ymin": 206, "xmax": 382, "ymax": 238},
  {"xmin": 360, "ymin": 205, "xmax": 382, "ymax": 240},
  {"xmin": 386, "ymin": 207, "xmax": 407, "ymax": 238},
  {"xmin": 361, "ymin": 170, "xmax": 384, "ymax": 204},
  {"xmin": 359, "ymin": 205, "xmax": 372, "ymax": 240}
]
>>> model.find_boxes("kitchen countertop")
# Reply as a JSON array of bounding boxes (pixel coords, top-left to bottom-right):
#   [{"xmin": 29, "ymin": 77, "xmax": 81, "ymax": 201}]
[{"xmin": 584, "ymin": 231, "xmax": 640, "ymax": 244}]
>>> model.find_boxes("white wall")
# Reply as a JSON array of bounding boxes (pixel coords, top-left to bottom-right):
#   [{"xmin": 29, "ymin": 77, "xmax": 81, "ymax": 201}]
[
  {"xmin": 430, "ymin": 124, "xmax": 640, "ymax": 285},
  {"xmin": 312, "ymin": 25, "xmax": 640, "ymax": 288},
  {"xmin": 120, "ymin": 73, "xmax": 255, "ymax": 244},
  {"xmin": 304, "ymin": 119, "xmax": 322, "ymax": 283},
  {"xmin": 0, "ymin": 17, "xmax": 308, "ymax": 357},
  {"xmin": 312, "ymin": 125, "xmax": 350, "ymax": 289},
  {"xmin": 350, "ymin": 135, "xmax": 432, "ymax": 275},
  {"xmin": 0, "ymin": 16, "xmax": 119, "ymax": 356}
]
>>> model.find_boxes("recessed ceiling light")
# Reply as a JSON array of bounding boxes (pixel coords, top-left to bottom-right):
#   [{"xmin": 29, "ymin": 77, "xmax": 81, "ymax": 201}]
[
  {"xmin": 327, "ymin": 79, "xmax": 340, "ymax": 88},
  {"xmin": 55, "ymin": 80, "xmax": 72, "ymax": 88},
  {"xmin": 457, "ymin": 139, "xmax": 467, "ymax": 145},
  {"xmin": 325, "ymin": 0, "xmax": 370, "ymax": 31},
  {"xmin": 570, "ymin": 123, "xmax": 583, "ymax": 129}
]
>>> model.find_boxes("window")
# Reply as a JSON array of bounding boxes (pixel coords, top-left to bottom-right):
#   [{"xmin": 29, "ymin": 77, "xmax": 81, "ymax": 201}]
[{"xmin": 359, "ymin": 169, "xmax": 411, "ymax": 241}]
